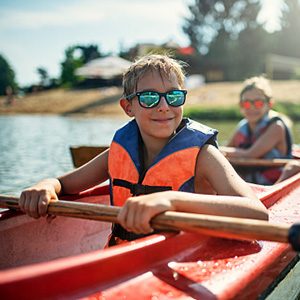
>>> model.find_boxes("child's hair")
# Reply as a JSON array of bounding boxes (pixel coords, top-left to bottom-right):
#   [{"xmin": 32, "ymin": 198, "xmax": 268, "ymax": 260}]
[
  {"xmin": 240, "ymin": 75, "xmax": 272, "ymax": 102},
  {"xmin": 122, "ymin": 54, "xmax": 187, "ymax": 97}
]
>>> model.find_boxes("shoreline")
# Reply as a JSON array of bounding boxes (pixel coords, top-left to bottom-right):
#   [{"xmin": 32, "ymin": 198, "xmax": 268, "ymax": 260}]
[{"xmin": 1, "ymin": 80, "xmax": 299, "ymax": 116}]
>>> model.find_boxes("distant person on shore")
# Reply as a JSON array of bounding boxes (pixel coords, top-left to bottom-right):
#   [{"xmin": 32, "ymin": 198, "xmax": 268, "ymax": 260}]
[
  {"xmin": 19, "ymin": 54, "xmax": 268, "ymax": 246},
  {"xmin": 5, "ymin": 85, "xmax": 15, "ymax": 106},
  {"xmin": 222, "ymin": 76, "xmax": 293, "ymax": 185}
]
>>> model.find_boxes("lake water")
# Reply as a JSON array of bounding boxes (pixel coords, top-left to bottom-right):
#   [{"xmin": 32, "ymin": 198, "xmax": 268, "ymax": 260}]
[{"xmin": 1, "ymin": 115, "xmax": 299, "ymax": 195}]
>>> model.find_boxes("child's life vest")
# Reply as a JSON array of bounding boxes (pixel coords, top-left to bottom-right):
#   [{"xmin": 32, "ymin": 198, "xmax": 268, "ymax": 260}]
[
  {"xmin": 107, "ymin": 118, "xmax": 218, "ymax": 243},
  {"xmin": 231, "ymin": 114, "xmax": 293, "ymax": 185}
]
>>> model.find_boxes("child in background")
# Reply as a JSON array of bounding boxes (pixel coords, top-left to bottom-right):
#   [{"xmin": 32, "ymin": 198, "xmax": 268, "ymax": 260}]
[
  {"xmin": 20, "ymin": 55, "xmax": 268, "ymax": 245},
  {"xmin": 222, "ymin": 76, "xmax": 293, "ymax": 185}
]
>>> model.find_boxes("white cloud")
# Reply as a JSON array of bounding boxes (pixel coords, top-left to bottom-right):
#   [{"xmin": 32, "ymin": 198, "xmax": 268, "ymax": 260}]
[
  {"xmin": 0, "ymin": 0, "xmax": 190, "ymax": 85},
  {"xmin": 0, "ymin": 0, "xmax": 188, "ymax": 30},
  {"xmin": 0, "ymin": 4, "xmax": 104, "ymax": 29}
]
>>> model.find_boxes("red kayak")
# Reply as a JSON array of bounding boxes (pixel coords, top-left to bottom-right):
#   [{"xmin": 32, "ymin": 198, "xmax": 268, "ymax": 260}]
[{"xmin": 1, "ymin": 176, "xmax": 300, "ymax": 299}]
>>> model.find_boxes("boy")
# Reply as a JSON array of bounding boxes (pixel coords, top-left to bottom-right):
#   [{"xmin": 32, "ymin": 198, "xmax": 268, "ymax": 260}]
[
  {"xmin": 222, "ymin": 76, "xmax": 293, "ymax": 185},
  {"xmin": 20, "ymin": 55, "xmax": 268, "ymax": 244}
]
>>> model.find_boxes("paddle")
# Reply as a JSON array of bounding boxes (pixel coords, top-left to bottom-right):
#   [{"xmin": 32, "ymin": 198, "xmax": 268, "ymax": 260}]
[
  {"xmin": 1, "ymin": 195, "xmax": 299, "ymax": 251},
  {"xmin": 227, "ymin": 157, "xmax": 299, "ymax": 167},
  {"xmin": 69, "ymin": 145, "xmax": 300, "ymax": 168}
]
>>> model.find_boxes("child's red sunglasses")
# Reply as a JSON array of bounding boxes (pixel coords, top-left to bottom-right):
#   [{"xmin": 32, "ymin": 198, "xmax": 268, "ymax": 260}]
[{"xmin": 240, "ymin": 99, "xmax": 267, "ymax": 110}]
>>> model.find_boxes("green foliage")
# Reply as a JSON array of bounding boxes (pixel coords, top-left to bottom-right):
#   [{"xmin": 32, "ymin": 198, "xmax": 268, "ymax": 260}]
[
  {"xmin": 229, "ymin": 26, "xmax": 270, "ymax": 80},
  {"xmin": 60, "ymin": 46, "xmax": 83, "ymax": 87},
  {"xmin": 0, "ymin": 54, "xmax": 17, "ymax": 95},
  {"xmin": 183, "ymin": 0, "xmax": 262, "ymax": 53},
  {"xmin": 273, "ymin": 101, "xmax": 300, "ymax": 121},
  {"xmin": 182, "ymin": 0, "xmax": 275, "ymax": 81},
  {"xmin": 276, "ymin": 0, "xmax": 300, "ymax": 59},
  {"xmin": 36, "ymin": 67, "xmax": 49, "ymax": 87},
  {"xmin": 60, "ymin": 44, "xmax": 104, "ymax": 88},
  {"xmin": 184, "ymin": 106, "xmax": 242, "ymax": 120},
  {"xmin": 184, "ymin": 101, "xmax": 300, "ymax": 121},
  {"xmin": 76, "ymin": 44, "xmax": 102, "ymax": 63}
]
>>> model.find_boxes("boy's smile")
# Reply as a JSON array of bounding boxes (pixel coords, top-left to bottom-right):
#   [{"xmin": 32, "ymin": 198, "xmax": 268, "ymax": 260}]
[{"xmin": 124, "ymin": 69, "xmax": 183, "ymax": 151}]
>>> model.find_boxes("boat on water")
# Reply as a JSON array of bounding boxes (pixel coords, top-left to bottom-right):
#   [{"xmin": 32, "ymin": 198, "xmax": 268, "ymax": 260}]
[{"xmin": 1, "ymin": 174, "xmax": 300, "ymax": 299}]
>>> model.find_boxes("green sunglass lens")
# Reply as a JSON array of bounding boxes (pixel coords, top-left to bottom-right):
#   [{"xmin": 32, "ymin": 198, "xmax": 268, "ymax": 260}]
[
  {"xmin": 139, "ymin": 92, "xmax": 159, "ymax": 107},
  {"xmin": 167, "ymin": 91, "xmax": 185, "ymax": 106},
  {"xmin": 138, "ymin": 91, "xmax": 185, "ymax": 108}
]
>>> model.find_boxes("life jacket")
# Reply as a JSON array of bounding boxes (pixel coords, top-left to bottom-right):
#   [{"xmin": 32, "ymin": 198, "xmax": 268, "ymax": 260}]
[
  {"xmin": 231, "ymin": 113, "xmax": 293, "ymax": 185},
  {"xmin": 107, "ymin": 118, "xmax": 218, "ymax": 244}
]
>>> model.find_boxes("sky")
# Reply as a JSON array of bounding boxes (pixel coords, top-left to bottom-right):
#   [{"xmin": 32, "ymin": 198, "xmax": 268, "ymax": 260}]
[{"xmin": 0, "ymin": 0, "xmax": 284, "ymax": 86}]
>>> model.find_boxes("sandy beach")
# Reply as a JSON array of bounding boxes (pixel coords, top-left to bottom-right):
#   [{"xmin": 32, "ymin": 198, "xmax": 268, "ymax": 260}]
[{"xmin": 0, "ymin": 80, "xmax": 299, "ymax": 115}]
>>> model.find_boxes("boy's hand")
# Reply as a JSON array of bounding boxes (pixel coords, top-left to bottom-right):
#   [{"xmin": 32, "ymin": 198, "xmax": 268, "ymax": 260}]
[
  {"xmin": 117, "ymin": 192, "xmax": 175, "ymax": 234},
  {"xmin": 19, "ymin": 184, "xmax": 58, "ymax": 219}
]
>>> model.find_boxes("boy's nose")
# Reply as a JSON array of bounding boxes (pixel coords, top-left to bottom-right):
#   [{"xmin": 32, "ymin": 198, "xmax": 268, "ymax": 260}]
[{"xmin": 157, "ymin": 96, "xmax": 169, "ymax": 111}]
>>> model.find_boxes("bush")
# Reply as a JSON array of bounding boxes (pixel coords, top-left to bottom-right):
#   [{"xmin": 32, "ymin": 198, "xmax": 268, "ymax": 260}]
[
  {"xmin": 184, "ymin": 101, "xmax": 300, "ymax": 121},
  {"xmin": 184, "ymin": 106, "xmax": 242, "ymax": 120}
]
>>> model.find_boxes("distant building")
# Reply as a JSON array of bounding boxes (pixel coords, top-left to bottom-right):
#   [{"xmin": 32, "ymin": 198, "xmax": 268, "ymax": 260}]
[{"xmin": 266, "ymin": 54, "xmax": 300, "ymax": 79}]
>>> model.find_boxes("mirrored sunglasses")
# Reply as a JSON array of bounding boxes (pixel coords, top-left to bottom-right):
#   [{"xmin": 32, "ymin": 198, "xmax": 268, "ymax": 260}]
[
  {"xmin": 240, "ymin": 99, "xmax": 267, "ymax": 110},
  {"xmin": 126, "ymin": 90, "xmax": 187, "ymax": 108}
]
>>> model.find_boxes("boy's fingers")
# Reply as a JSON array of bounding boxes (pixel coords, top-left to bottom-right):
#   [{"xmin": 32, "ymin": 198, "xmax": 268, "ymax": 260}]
[
  {"xmin": 24, "ymin": 195, "xmax": 31, "ymax": 215},
  {"xmin": 29, "ymin": 195, "xmax": 40, "ymax": 219},
  {"xmin": 117, "ymin": 204, "xmax": 128, "ymax": 228},
  {"xmin": 38, "ymin": 194, "xmax": 49, "ymax": 217},
  {"xmin": 133, "ymin": 206, "xmax": 152, "ymax": 234},
  {"xmin": 138, "ymin": 209, "xmax": 153, "ymax": 234},
  {"xmin": 19, "ymin": 192, "xmax": 26, "ymax": 212},
  {"xmin": 124, "ymin": 203, "xmax": 137, "ymax": 232}
]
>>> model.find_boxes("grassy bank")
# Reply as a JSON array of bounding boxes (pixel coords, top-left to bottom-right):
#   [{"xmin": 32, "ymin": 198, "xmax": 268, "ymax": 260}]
[
  {"xmin": 184, "ymin": 101, "xmax": 300, "ymax": 121},
  {"xmin": 0, "ymin": 80, "xmax": 299, "ymax": 119}
]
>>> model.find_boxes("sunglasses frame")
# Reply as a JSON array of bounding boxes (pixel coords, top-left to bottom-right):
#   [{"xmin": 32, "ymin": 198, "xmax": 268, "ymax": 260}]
[
  {"xmin": 126, "ymin": 89, "xmax": 187, "ymax": 108},
  {"xmin": 240, "ymin": 99, "xmax": 268, "ymax": 110}
]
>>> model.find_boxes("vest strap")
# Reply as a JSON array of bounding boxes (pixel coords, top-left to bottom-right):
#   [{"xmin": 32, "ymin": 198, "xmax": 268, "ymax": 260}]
[
  {"xmin": 113, "ymin": 178, "xmax": 172, "ymax": 196},
  {"xmin": 110, "ymin": 223, "xmax": 152, "ymax": 243}
]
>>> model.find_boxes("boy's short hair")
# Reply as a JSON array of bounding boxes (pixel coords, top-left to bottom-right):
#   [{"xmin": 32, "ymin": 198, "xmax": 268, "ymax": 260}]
[
  {"xmin": 122, "ymin": 54, "xmax": 187, "ymax": 97},
  {"xmin": 240, "ymin": 75, "xmax": 272, "ymax": 101}
]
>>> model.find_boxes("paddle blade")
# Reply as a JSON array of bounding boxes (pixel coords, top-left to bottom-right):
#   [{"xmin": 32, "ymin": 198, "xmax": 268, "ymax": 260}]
[{"xmin": 288, "ymin": 223, "xmax": 300, "ymax": 251}]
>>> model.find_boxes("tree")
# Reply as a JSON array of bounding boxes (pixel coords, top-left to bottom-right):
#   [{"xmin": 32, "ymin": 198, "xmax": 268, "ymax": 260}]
[
  {"xmin": 36, "ymin": 67, "xmax": 49, "ymax": 87},
  {"xmin": 0, "ymin": 54, "xmax": 17, "ymax": 95},
  {"xmin": 60, "ymin": 46, "xmax": 84, "ymax": 87},
  {"xmin": 182, "ymin": 0, "xmax": 268, "ymax": 80},
  {"xmin": 60, "ymin": 44, "xmax": 104, "ymax": 87},
  {"xmin": 276, "ymin": 0, "xmax": 300, "ymax": 58},
  {"xmin": 76, "ymin": 44, "xmax": 101, "ymax": 63},
  {"xmin": 183, "ymin": 0, "xmax": 262, "ymax": 54}
]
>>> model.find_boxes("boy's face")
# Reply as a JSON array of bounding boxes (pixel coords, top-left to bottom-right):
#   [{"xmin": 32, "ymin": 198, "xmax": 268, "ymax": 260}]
[
  {"xmin": 122, "ymin": 69, "xmax": 183, "ymax": 146},
  {"xmin": 240, "ymin": 88, "xmax": 271, "ymax": 124}
]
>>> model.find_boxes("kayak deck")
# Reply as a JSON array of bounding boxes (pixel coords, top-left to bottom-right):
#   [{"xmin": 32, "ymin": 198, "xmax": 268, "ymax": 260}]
[{"xmin": 1, "ymin": 175, "xmax": 300, "ymax": 299}]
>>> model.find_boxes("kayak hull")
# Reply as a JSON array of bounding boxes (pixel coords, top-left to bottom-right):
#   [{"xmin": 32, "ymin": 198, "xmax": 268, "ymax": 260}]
[
  {"xmin": 1, "ymin": 175, "xmax": 300, "ymax": 299},
  {"xmin": 0, "ymin": 186, "xmax": 111, "ymax": 270}
]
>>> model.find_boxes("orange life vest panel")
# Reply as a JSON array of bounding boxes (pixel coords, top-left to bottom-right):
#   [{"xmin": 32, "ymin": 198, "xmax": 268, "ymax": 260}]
[{"xmin": 108, "ymin": 118, "xmax": 218, "ymax": 206}]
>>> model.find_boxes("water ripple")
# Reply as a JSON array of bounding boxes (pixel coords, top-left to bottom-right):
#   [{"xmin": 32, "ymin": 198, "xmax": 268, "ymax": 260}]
[{"xmin": 0, "ymin": 115, "xmax": 126, "ymax": 195}]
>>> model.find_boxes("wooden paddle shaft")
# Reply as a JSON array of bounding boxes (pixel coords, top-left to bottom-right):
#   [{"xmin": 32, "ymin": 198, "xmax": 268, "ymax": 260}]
[
  {"xmin": 0, "ymin": 195, "xmax": 295, "ymax": 245},
  {"xmin": 69, "ymin": 145, "xmax": 299, "ymax": 168},
  {"xmin": 228, "ymin": 158, "xmax": 297, "ymax": 167}
]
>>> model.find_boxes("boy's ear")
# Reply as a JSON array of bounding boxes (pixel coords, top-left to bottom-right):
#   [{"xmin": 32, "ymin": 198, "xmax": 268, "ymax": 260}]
[{"xmin": 120, "ymin": 98, "xmax": 134, "ymax": 117}]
